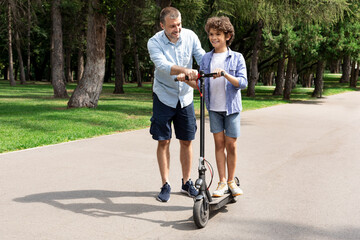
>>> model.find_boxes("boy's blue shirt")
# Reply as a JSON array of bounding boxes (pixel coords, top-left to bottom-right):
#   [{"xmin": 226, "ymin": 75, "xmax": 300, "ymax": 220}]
[{"xmin": 200, "ymin": 48, "xmax": 248, "ymax": 115}]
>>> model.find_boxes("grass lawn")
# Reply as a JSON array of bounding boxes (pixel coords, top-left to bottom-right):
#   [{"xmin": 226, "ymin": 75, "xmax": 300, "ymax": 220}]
[{"xmin": 0, "ymin": 74, "xmax": 358, "ymax": 153}]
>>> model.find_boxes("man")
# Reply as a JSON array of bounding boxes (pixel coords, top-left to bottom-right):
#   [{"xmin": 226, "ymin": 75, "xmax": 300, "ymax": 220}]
[{"xmin": 147, "ymin": 7, "xmax": 205, "ymax": 202}]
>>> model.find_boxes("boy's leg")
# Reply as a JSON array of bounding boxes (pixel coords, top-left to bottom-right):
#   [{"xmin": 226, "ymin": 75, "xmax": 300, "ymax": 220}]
[
  {"xmin": 225, "ymin": 136, "xmax": 237, "ymax": 181},
  {"xmin": 213, "ymin": 132, "xmax": 227, "ymax": 183}
]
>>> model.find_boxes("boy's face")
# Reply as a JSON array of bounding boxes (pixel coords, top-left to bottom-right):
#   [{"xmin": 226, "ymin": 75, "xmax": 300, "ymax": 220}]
[{"xmin": 208, "ymin": 28, "xmax": 230, "ymax": 50}]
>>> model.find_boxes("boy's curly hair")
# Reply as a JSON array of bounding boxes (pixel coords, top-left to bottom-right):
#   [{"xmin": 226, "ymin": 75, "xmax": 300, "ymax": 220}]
[{"xmin": 205, "ymin": 16, "xmax": 235, "ymax": 47}]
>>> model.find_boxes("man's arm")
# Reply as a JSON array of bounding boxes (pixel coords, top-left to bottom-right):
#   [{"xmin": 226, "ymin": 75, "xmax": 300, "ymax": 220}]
[
  {"xmin": 170, "ymin": 65, "xmax": 198, "ymax": 80},
  {"xmin": 176, "ymin": 73, "xmax": 198, "ymax": 89},
  {"xmin": 148, "ymin": 38, "xmax": 198, "ymax": 80}
]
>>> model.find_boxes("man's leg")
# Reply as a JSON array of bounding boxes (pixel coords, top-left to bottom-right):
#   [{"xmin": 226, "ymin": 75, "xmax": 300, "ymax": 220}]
[
  {"xmin": 157, "ymin": 139, "xmax": 171, "ymax": 185},
  {"xmin": 179, "ymin": 139, "xmax": 198, "ymax": 197}
]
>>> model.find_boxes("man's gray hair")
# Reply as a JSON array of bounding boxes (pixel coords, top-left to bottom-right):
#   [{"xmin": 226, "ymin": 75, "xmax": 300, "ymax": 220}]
[{"xmin": 160, "ymin": 7, "xmax": 181, "ymax": 24}]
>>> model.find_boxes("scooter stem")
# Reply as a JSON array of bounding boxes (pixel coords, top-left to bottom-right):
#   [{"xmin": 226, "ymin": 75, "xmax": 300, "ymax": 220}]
[{"xmin": 199, "ymin": 71, "xmax": 205, "ymax": 158}]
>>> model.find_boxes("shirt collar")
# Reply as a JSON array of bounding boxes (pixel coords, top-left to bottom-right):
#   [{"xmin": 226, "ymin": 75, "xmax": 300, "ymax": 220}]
[{"xmin": 209, "ymin": 47, "xmax": 232, "ymax": 57}]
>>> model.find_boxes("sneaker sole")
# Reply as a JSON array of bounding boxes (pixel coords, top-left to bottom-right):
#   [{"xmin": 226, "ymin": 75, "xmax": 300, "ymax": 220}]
[
  {"xmin": 231, "ymin": 192, "xmax": 243, "ymax": 197},
  {"xmin": 212, "ymin": 194, "xmax": 224, "ymax": 197},
  {"xmin": 156, "ymin": 196, "xmax": 170, "ymax": 202},
  {"xmin": 213, "ymin": 189, "xmax": 231, "ymax": 197},
  {"xmin": 181, "ymin": 189, "xmax": 197, "ymax": 198}
]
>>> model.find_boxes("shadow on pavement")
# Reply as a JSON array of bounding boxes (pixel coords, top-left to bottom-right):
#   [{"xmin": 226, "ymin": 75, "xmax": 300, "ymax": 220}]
[
  {"xmin": 13, "ymin": 190, "xmax": 197, "ymax": 231},
  {"xmin": 237, "ymin": 219, "xmax": 360, "ymax": 240}
]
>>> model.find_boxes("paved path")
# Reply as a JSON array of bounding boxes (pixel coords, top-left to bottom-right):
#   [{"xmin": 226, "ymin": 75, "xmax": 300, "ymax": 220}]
[{"xmin": 1, "ymin": 91, "xmax": 360, "ymax": 240}]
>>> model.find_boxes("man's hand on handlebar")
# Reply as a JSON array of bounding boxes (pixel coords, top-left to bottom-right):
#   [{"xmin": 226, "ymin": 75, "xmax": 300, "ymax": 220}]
[
  {"xmin": 176, "ymin": 73, "xmax": 187, "ymax": 82},
  {"xmin": 176, "ymin": 69, "xmax": 198, "ymax": 82}
]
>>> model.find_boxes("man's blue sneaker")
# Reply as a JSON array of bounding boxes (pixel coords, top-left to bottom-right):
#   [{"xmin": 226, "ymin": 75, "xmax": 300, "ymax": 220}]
[
  {"xmin": 181, "ymin": 179, "xmax": 198, "ymax": 197},
  {"xmin": 157, "ymin": 182, "xmax": 171, "ymax": 202}
]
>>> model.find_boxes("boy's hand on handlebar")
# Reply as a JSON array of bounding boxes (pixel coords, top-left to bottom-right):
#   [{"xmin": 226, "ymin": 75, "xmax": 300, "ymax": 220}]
[{"xmin": 213, "ymin": 68, "xmax": 225, "ymax": 79}]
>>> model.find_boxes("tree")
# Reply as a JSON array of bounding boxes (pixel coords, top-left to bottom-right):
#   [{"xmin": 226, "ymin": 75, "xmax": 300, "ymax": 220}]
[
  {"xmin": 7, "ymin": 0, "xmax": 16, "ymax": 86},
  {"xmin": 15, "ymin": 30, "xmax": 25, "ymax": 84},
  {"xmin": 67, "ymin": 0, "xmax": 107, "ymax": 108},
  {"xmin": 114, "ymin": 5, "xmax": 126, "ymax": 94},
  {"xmin": 130, "ymin": 0, "xmax": 143, "ymax": 87},
  {"xmin": 51, "ymin": 0, "xmax": 68, "ymax": 98}
]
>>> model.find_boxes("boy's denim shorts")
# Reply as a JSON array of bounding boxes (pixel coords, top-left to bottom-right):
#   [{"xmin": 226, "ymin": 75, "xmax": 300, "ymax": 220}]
[
  {"xmin": 208, "ymin": 111, "xmax": 241, "ymax": 138},
  {"xmin": 150, "ymin": 94, "xmax": 197, "ymax": 141}
]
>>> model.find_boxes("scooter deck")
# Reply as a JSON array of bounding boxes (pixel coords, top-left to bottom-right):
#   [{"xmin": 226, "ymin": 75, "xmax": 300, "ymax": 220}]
[{"xmin": 209, "ymin": 193, "xmax": 237, "ymax": 211}]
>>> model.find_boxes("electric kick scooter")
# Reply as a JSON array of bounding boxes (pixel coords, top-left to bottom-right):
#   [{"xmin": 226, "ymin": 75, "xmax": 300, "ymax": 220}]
[{"xmin": 191, "ymin": 71, "xmax": 240, "ymax": 228}]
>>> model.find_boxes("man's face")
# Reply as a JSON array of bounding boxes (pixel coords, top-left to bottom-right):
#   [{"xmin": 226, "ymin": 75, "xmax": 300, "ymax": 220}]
[{"xmin": 160, "ymin": 15, "xmax": 182, "ymax": 43}]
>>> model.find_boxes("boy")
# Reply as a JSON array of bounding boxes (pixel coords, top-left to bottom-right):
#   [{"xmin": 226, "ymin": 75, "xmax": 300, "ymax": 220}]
[{"xmin": 200, "ymin": 16, "xmax": 247, "ymax": 197}]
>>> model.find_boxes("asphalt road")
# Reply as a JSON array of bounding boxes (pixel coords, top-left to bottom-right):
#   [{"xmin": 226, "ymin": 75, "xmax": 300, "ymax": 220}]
[{"xmin": 1, "ymin": 91, "xmax": 360, "ymax": 240}]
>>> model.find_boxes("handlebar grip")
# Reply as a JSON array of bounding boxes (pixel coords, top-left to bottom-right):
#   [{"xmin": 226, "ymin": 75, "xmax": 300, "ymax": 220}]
[{"xmin": 174, "ymin": 76, "xmax": 189, "ymax": 82}]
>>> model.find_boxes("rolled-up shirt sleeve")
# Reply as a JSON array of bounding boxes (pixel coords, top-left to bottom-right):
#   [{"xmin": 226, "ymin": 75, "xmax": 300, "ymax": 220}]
[
  {"xmin": 147, "ymin": 38, "xmax": 174, "ymax": 75},
  {"xmin": 235, "ymin": 54, "xmax": 248, "ymax": 90}
]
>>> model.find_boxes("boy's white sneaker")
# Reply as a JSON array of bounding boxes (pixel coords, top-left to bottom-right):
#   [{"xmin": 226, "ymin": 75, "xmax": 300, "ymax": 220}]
[
  {"xmin": 212, "ymin": 182, "xmax": 229, "ymax": 197},
  {"xmin": 228, "ymin": 180, "xmax": 243, "ymax": 196}
]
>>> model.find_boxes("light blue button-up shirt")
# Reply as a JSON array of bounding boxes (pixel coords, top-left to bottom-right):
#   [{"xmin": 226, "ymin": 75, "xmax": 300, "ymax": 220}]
[
  {"xmin": 147, "ymin": 28, "xmax": 205, "ymax": 108},
  {"xmin": 200, "ymin": 48, "xmax": 248, "ymax": 115}
]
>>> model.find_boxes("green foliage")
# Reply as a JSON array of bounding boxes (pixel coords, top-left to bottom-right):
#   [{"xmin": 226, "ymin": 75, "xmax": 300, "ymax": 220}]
[{"xmin": 172, "ymin": 0, "xmax": 205, "ymax": 28}]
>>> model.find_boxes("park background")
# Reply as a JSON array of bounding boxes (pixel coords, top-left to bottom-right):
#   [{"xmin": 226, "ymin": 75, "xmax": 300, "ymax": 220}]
[{"xmin": 0, "ymin": 0, "xmax": 359, "ymax": 153}]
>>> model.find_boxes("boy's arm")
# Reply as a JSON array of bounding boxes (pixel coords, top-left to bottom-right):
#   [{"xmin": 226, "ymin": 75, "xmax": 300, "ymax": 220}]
[
  {"xmin": 213, "ymin": 54, "xmax": 247, "ymax": 89},
  {"xmin": 234, "ymin": 54, "xmax": 248, "ymax": 89}
]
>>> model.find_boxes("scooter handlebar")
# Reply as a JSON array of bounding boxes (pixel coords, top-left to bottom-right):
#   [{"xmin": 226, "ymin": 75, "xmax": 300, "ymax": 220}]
[{"xmin": 174, "ymin": 71, "xmax": 224, "ymax": 81}]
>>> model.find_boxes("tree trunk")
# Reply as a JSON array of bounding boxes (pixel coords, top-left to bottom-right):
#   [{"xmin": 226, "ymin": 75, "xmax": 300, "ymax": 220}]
[
  {"xmin": 350, "ymin": 60, "xmax": 355, "ymax": 86},
  {"xmin": 15, "ymin": 31, "xmax": 26, "ymax": 84},
  {"xmin": 291, "ymin": 61, "xmax": 298, "ymax": 89},
  {"xmin": 3, "ymin": 66, "xmax": 8, "ymax": 80},
  {"xmin": 131, "ymin": 3, "xmax": 142, "ymax": 87},
  {"xmin": 65, "ymin": 47, "xmax": 73, "ymax": 82},
  {"xmin": 283, "ymin": 55, "xmax": 295, "ymax": 100},
  {"xmin": 67, "ymin": 0, "xmax": 107, "ymax": 108},
  {"xmin": 76, "ymin": 3, "xmax": 87, "ymax": 82},
  {"xmin": 262, "ymin": 71, "xmax": 273, "ymax": 86},
  {"xmin": 312, "ymin": 60, "xmax": 326, "ymax": 98},
  {"xmin": 77, "ymin": 47, "xmax": 84, "ymax": 82},
  {"xmin": 132, "ymin": 31, "xmax": 142, "ymax": 87},
  {"xmin": 51, "ymin": 0, "xmax": 68, "ymax": 98},
  {"xmin": 329, "ymin": 59, "xmax": 340, "ymax": 73},
  {"xmin": 350, "ymin": 61, "xmax": 358, "ymax": 88},
  {"xmin": 104, "ymin": 46, "xmax": 112, "ymax": 83},
  {"xmin": 8, "ymin": 1, "xmax": 16, "ymax": 86},
  {"xmin": 273, "ymin": 51, "xmax": 285, "ymax": 95},
  {"xmin": 302, "ymin": 72, "xmax": 313, "ymax": 88},
  {"xmin": 340, "ymin": 55, "xmax": 351, "ymax": 83},
  {"xmin": 247, "ymin": 20, "xmax": 263, "ymax": 97},
  {"xmin": 114, "ymin": 7, "xmax": 125, "ymax": 94},
  {"xmin": 27, "ymin": 0, "xmax": 32, "ymax": 81}
]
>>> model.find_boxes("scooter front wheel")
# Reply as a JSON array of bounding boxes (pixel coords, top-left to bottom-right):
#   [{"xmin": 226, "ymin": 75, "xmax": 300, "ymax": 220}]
[{"xmin": 193, "ymin": 198, "xmax": 209, "ymax": 228}]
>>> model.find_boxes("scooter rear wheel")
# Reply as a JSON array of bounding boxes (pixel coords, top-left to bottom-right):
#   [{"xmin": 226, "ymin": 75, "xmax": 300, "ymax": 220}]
[{"xmin": 193, "ymin": 199, "xmax": 209, "ymax": 228}]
